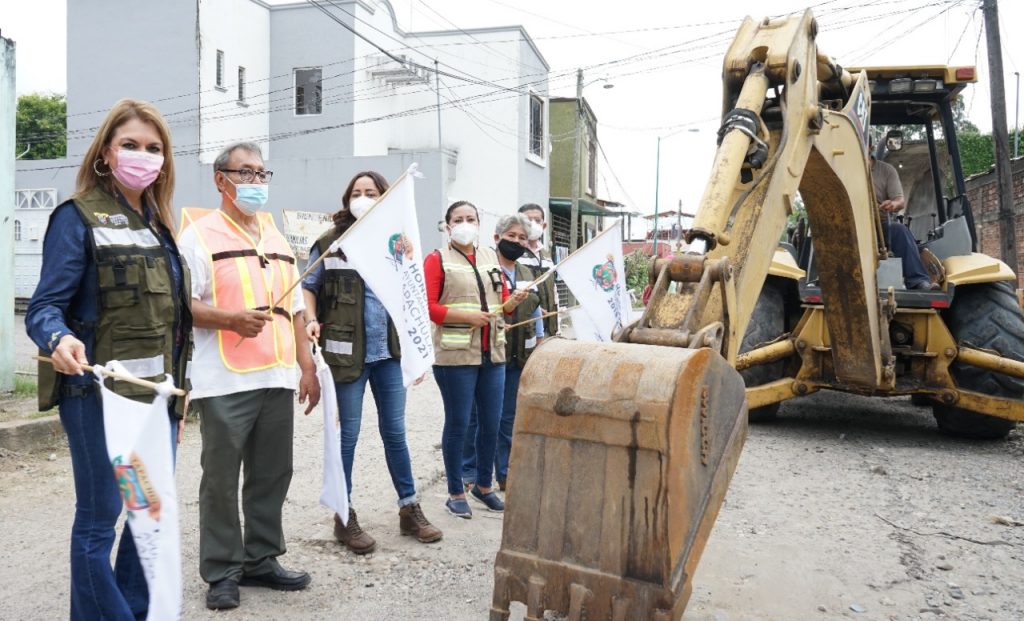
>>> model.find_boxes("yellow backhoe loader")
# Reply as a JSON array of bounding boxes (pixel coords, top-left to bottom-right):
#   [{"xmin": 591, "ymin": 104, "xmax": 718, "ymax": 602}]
[{"xmin": 490, "ymin": 9, "xmax": 1024, "ymax": 621}]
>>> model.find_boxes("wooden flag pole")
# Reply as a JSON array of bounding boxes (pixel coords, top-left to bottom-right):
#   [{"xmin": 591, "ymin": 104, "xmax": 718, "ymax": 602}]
[
  {"xmin": 234, "ymin": 165, "xmax": 417, "ymax": 347},
  {"xmin": 34, "ymin": 355, "xmax": 187, "ymax": 397},
  {"xmin": 504, "ymin": 310, "xmax": 559, "ymax": 331}
]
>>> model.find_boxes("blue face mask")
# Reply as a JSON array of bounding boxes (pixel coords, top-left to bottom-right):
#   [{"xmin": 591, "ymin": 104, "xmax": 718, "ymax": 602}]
[{"xmin": 227, "ymin": 178, "xmax": 269, "ymax": 213}]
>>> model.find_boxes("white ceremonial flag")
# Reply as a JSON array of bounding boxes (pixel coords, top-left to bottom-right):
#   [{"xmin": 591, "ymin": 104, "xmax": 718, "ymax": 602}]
[
  {"xmin": 555, "ymin": 221, "xmax": 631, "ymax": 342},
  {"xmin": 97, "ymin": 363, "xmax": 181, "ymax": 621},
  {"xmin": 316, "ymin": 350, "xmax": 349, "ymax": 523},
  {"xmin": 568, "ymin": 306, "xmax": 603, "ymax": 342},
  {"xmin": 337, "ymin": 164, "xmax": 435, "ymax": 385}
]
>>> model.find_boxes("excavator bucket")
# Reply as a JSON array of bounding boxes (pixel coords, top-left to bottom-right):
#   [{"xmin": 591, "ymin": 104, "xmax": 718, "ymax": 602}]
[{"xmin": 490, "ymin": 339, "xmax": 748, "ymax": 621}]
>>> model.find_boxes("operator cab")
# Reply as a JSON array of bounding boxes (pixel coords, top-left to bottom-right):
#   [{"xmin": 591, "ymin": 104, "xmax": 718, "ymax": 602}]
[{"xmin": 792, "ymin": 65, "xmax": 979, "ymax": 310}]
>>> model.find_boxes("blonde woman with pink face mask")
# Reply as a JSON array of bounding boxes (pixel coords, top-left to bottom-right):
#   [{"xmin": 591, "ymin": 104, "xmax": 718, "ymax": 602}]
[{"xmin": 26, "ymin": 99, "xmax": 192, "ymax": 619}]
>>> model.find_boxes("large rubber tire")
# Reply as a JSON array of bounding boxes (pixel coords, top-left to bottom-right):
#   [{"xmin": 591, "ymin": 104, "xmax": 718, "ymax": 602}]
[
  {"xmin": 934, "ymin": 281, "xmax": 1023, "ymax": 440},
  {"xmin": 740, "ymin": 280, "xmax": 787, "ymax": 423}
]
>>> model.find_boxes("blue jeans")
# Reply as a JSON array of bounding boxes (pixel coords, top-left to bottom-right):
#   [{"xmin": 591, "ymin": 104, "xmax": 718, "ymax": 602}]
[
  {"xmin": 434, "ymin": 357, "xmax": 505, "ymax": 496},
  {"xmin": 335, "ymin": 358, "xmax": 417, "ymax": 506},
  {"xmin": 882, "ymin": 221, "xmax": 930, "ymax": 286},
  {"xmin": 60, "ymin": 392, "xmax": 177, "ymax": 621},
  {"xmin": 463, "ymin": 364, "xmax": 522, "ymax": 485}
]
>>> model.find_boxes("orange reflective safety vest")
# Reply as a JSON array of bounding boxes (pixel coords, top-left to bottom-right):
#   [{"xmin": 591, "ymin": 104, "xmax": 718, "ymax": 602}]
[{"xmin": 181, "ymin": 207, "xmax": 297, "ymax": 373}]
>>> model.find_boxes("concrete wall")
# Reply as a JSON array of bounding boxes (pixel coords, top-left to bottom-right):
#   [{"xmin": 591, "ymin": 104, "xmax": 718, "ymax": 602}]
[
  {"xmin": 198, "ymin": 0, "xmax": 271, "ymax": 163},
  {"xmin": 517, "ymin": 36, "xmax": 550, "ymax": 212},
  {"xmin": 1, "ymin": 35, "xmax": 15, "ymax": 390},
  {"xmin": 66, "ymin": 0, "xmax": 206, "ymax": 209},
  {"xmin": 349, "ymin": 2, "xmax": 551, "ymax": 242},
  {"xmin": 269, "ymin": 2, "xmax": 356, "ymax": 159},
  {"xmin": 964, "ymin": 156, "xmax": 1024, "ymax": 286}
]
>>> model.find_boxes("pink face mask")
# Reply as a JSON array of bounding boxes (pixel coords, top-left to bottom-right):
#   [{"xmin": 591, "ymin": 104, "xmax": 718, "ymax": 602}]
[{"xmin": 111, "ymin": 149, "xmax": 164, "ymax": 190}]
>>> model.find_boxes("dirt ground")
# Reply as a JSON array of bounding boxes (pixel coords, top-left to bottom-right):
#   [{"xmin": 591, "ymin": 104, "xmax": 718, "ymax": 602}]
[{"xmin": 1, "ymin": 378, "xmax": 1022, "ymax": 620}]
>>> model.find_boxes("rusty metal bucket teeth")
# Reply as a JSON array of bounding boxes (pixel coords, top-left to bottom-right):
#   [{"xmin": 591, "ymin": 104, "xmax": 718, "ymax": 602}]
[{"xmin": 490, "ymin": 339, "xmax": 748, "ymax": 621}]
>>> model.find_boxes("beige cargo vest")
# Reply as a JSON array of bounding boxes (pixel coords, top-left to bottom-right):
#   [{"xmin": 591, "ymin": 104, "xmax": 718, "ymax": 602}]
[{"xmin": 432, "ymin": 245, "xmax": 506, "ymax": 366}]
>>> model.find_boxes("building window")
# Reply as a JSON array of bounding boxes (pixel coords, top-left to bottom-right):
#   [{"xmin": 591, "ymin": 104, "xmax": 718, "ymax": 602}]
[
  {"xmin": 14, "ymin": 220, "xmax": 20, "ymax": 242},
  {"xmin": 238, "ymin": 66, "xmax": 246, "ymax": 102},
  {"xmin": 294, "ymin": 67, "xmax": 323, "ymax": 115},
  {"xmin": 529, "ymin": 94, "xmax": 544, "ymax": 159},
  {"xmin": 216, "ymin": 50, "xmax": 225, "ymax": 88}
]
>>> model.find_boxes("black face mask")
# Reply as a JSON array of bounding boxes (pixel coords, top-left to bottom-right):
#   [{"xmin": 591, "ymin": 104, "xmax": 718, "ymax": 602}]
[{"xmin": 497, "ymin": 238, "xmax": 527, "ymax": 261}]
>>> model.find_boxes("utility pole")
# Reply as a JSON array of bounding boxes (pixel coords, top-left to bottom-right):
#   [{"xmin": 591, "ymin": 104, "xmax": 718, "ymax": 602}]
[
  {"xmin": 676, "ymin": 198, "xmax": 683, "ymax": 251},
  {"xmin": 652, "ymin": 136, "xmax": 661, "ymax": 255},
  {"xmin": 569, "ymin": 68, "xmax": 583, "ymax": 255},
  {"xmin": 983, "ymin": 0, "xmax": 1019, "ymax": 275},
  {"xmin": 435, "ymin": 59, "xmax": 442, "ymax": 150},
  {"xmin": 1015, "ymin": 71, "xmax": 1020, "ymax": 158}
]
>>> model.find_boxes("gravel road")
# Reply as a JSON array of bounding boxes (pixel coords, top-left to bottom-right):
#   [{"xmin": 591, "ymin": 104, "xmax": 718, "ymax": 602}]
[{"xmin": 1, "ymin": 373, "xmax": 1022, "ymax": 620}]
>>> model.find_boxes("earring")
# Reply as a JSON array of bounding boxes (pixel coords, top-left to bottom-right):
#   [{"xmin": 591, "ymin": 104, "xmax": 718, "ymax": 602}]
[{"xmin": 93, "ymin": 158, "xmax": 110, "ymax": 177}]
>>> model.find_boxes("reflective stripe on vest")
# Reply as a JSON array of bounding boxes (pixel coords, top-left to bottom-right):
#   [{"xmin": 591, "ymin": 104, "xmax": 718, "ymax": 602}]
[
  {"xmin": 189, "ymin": 210, "xmax": 297, "ymax": 373},
  {"xmin": 433, "ymin": 246, "xmax": 506, "ymax": 365},
  {"xmin": 38, "ymin": 189, "xmax": 190, "ymax": 412}
]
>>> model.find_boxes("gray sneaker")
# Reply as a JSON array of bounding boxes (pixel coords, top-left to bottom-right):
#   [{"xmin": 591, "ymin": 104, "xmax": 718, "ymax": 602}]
[{"xmin": 446, "ymin": 497, "xmax": 473, "ymax": 519}]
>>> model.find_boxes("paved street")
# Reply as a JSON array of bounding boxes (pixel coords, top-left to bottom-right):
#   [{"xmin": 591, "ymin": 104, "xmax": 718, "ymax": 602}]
[{"xmin": 1, "ymin": 323, "xmax": 1023, "ymax": 619}]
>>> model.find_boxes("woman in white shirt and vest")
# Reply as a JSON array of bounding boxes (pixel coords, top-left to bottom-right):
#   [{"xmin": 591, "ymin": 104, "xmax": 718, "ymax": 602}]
[{"xmin": 424, "ymin": 201, "xmax": 527, "ymax": 518}]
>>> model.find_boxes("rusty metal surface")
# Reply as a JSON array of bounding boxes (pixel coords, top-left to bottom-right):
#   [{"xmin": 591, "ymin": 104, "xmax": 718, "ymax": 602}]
[
  {"xmin": 735, "ymin": 338, "xmax": 796, "ymax": 371},
  {"xmin": 746, "ymin": 378, "xmax": 803, "ymax": 408},
  {"xmin": 650, "ymin": 255, "xmax": 707, "ymax": 284},
  {"xmin": 958, "ymin": 347, "xmax": 1024, "ymax": 381},
  {"xmin": 491, "ymin": 339, "xmax": 747, "ymax": 621},
  {"xmin": 953, "ymin": 390, "xmax": 1024, "ymax": 422}
]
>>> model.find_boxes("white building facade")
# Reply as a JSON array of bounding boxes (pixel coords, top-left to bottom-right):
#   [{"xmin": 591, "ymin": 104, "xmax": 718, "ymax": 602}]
[{"xmin": 16, "ymin": 0, "xmax": 550, "ymax": 295}]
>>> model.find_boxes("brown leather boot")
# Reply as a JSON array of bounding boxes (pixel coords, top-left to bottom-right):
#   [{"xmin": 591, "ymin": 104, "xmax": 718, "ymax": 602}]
[
  {"xmin": 334, "ymin": 508, "xmax": 376, "ymax": 554},
  {"xmin": 399, "ymin": 502, "xmax": 443, "ymax": 543}
]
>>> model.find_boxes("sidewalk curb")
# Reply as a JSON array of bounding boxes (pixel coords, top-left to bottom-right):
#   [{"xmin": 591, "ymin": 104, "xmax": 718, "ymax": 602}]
[{"xmin": 0, "ymin": 416, "xmax": 65, "ymax": 453}]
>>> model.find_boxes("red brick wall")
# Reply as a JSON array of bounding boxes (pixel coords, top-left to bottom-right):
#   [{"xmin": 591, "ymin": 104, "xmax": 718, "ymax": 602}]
[{"xmin": 963, "ymin": 156, "xmax": 1024, "ymax": 287}]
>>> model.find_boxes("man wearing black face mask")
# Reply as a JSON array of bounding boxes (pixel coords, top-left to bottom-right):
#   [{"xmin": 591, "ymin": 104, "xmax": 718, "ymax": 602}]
[{"xmin": 463, "ymin": 214, "xmax": 542, "ymax": 494}]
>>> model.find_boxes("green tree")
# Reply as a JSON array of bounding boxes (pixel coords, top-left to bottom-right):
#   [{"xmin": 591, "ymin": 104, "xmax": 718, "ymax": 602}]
[
  {"xmin": 16, "ymin": 92, "xmax": 66, "ymax": 159},
  {"xmin": 951, "ymin": 95, "xmax": 979, "ymax": 133},
  {"xmin": 623, "ymin": 250, "xmax": 651, "ymax": 306},
  {"xmin": 957, "ymin": 131, "xmax": 994, "ymax": 178}
]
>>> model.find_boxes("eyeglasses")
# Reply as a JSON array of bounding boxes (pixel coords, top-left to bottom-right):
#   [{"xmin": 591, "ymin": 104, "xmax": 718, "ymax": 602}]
[{"xmin": 219, "ymin": 168, "xmax": 274, "ymax": 183}]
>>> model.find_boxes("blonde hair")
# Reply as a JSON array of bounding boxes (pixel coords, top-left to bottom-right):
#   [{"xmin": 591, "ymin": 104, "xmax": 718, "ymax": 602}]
[{"xmin": 74, "ymin": 98, "xmax": 176, "ymax": 231}]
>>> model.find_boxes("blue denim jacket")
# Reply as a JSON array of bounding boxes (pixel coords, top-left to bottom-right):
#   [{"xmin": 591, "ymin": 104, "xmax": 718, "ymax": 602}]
[
  {"xmin": 25, "ymin": 197, "xmax": 185, "ymax": 386},
  {"xmin": 302, "ymin": 244, "xmax": 392, "ymax": 364}
]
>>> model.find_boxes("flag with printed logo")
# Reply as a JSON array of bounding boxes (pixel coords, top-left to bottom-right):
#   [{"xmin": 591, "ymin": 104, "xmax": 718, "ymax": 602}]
[
  {"xmin": 568, "ymin": 306, "xmax": 603, "ymax": 342},
  {"xmin": 99, "ymin": 363, "xmax": 181, "ymax": 621},
  {"xmin": 336, "ymin": 164, "xmax": 435, "ymax": 386},
  {"xmin": 555, "ymin": 221, "xmax": 631, "ymax": 342},
  {"xmin": 316, "ymin": 350, "xmax": 349, "ymax": 523}
]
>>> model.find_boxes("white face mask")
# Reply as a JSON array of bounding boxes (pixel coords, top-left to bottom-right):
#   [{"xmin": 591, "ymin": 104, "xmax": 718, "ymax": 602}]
[
  {"xmin": 349, "ymin": 195, "xmax": 376, "ymax": 219},
  {"xmin": 527, "ymin": 220, "xmax": 544, "ymax": 241},
  {"xmin": 449, "ymin": 222, "xmax": 479, "ymax": 246}
]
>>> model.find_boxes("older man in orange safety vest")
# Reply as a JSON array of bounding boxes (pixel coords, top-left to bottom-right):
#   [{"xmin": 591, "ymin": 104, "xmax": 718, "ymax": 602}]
[{"xmin": 177, "ymin": 142, "xmax": 320, "ymax": 611}]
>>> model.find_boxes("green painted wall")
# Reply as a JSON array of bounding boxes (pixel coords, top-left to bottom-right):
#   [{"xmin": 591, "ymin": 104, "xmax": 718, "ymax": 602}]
[
  {"xmin": 549, "ymin": 100, "xmax": 576, "ymax": 197},
  {"xmin": 549, "ymin": 99, "xmax": 597, "ymax": 200}
]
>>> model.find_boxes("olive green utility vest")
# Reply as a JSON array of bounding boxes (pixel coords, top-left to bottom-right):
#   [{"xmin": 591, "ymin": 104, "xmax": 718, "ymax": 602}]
[
  {"xmin": 314, "ymin": 231, "xmax": 400, "ymax": 383},
  {"xmin": 518, "ymin": 250, "xmax": 558, "ymax": 337},
  {"xmin": 38, "ymin": 187, "xmax": 192, "ymax": 416},
  {"xmin": 432, "ymin": 246, "xmax": 506, "ymax": 366},
  {"xmin": 504, "ymin": 262, "xmax": 541, "ymax": 369}
]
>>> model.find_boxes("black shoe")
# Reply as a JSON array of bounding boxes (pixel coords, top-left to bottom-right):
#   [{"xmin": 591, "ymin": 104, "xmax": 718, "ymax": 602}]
[
  {"xmin": 910, "ymin": 280, "xmax": 940, "ymax": 291},
  {"xmin": 206, "ymin": 578, "xmax": 240, "ymax": 610},
  {"xmin": 239, "ymin": 564, "xmax": 311, "ymax": 591}
]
